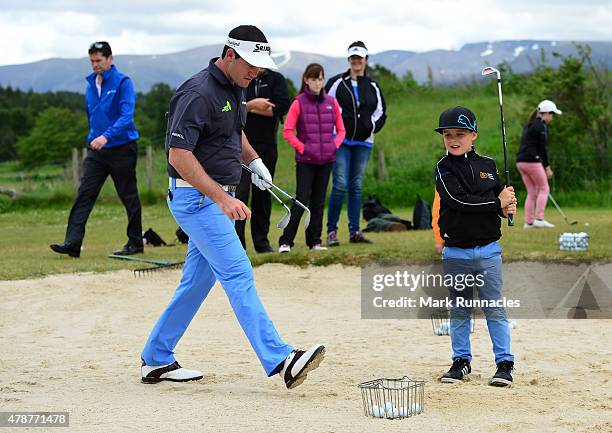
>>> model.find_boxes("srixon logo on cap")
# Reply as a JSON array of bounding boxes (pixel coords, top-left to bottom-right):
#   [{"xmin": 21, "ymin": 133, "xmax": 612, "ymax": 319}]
[{"xmin": 253, "ymin": 43, "xmax": 270, "ymax": 53}]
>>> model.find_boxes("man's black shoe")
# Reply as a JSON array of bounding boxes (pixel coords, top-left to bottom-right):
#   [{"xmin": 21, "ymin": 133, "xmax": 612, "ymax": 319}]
[
  {"xmin": 113, "ymin": 244, "xmax": 144, "ymax": 256},
  {"xmin": 50, "ymin": 242, "xmax": 81, "ymax": 258},
  {"xmin": 490, "ymin": 360, "xmax": 514, "ymax": 387},
  {"xmin": 255, "ymin": 245, "xmax": 275, "ymax": 253},
  {"xmin": 440, "ymin": 358, "xmax": 471, "ymax": 383}
]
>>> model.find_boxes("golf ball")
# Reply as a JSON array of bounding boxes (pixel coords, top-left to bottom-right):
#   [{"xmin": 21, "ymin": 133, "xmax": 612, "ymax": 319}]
[
  {"xmin": 559, "ymin": 233, "xmax": 589, "ymax": 251},
  {"xmin": 380, "ymin": 402, "xmax": 400, "ymax": 419},
  {"xmin": 372, "ymin": 401, "xmax": 423, "ymax": 418},
  {"xmin": 435, "ymin": 323, "xmax": 450, "ymax": 335}
]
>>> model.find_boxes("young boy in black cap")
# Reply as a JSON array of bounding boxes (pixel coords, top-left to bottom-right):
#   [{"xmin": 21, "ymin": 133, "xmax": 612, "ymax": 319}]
[{"xmin": 435, "ymin": 106, "xmax": 517, "ymax": 387}]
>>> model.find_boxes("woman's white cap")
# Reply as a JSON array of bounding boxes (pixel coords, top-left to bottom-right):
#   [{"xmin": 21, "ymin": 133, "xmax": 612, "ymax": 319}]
[
  {"xmin": 347, "ymin": 46, "xmax": 368, "ymax": 58},
  {"xmin": 538, "ymin": 100, "xmax": 562, "ymax": 115}
]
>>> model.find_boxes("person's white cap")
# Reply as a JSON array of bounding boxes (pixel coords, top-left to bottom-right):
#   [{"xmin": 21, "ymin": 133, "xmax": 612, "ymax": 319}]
[
  {"xmin": 537, "ymin": 100, "xmax": 562, "ymax": 115},
  {"xmin": 226, "ymin": 37, "xmax": 277, "ymax": 69},
  {"xmin": 347, "ymin": 45, "xmax": 368, "ymax": 58}
]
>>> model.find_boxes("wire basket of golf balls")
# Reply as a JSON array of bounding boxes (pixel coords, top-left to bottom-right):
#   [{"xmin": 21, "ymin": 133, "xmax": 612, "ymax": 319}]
[
  {"xmin": 430, "ymin": 309, "xmax": 475, "ymax": 336},
  {"xmin": 559, "ymin": 232, "xmax": 589, "ymax": 251},
  {"xmin": 358, "ymin": 376, "xmax": 425, "ymax": 419}
]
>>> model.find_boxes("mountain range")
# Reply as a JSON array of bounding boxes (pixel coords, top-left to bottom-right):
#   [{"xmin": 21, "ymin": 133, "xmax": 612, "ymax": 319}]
[{"xmin": 0, "ymin": 40, "xmax": 610, "ymax": 93}]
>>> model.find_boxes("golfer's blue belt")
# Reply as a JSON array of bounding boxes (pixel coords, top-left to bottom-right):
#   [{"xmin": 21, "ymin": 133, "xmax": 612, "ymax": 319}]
[{"xmin": 169, "ymin": 177, "xmax": 237, "ymax": 192}]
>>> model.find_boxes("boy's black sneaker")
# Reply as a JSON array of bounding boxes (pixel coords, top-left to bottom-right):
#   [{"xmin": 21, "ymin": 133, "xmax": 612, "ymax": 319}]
[
  {"xmin": 490, "ymin": 360, "xmax": 514, "ymax": 387},
  {"xmin": 440, "ymin": 358, "xmax": 471, "ymax": 383}
]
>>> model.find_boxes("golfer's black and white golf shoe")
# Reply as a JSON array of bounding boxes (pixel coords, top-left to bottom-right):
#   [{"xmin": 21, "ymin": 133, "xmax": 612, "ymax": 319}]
[
  {"xmin": 280, "ymin": 344, "xmax": 326, "ymax": 389},
  {"xmin": 141, "ymin": 360, "xmax": 203, "ymax": 384},
  {"xmin": 490, "ymin": 360, "xmax": 514, "ymax": 387},
  {"xmin": 440, "ymin": 358, "xmax": 471, "ymax": 383}
]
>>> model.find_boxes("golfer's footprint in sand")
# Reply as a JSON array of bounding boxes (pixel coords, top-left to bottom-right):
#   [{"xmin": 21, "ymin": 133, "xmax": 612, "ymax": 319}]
[
  {"xmin": 165, "ymin": 373, "xmax": 249, "ymax": 386},
  {"xmin": 167, "ymin": 385, "xmax": 213, "ymax": 394},
  {"xmin": 0, "ymin": 386, "xmax": 29, "ymax": 393},
  {"xmin": 11, "ymin": 380, "xmax": 40, "ymax": 387}
]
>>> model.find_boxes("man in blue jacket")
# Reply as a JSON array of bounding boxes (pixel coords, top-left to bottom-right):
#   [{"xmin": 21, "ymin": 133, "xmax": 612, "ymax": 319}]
[{"xmin": 50, "ymin": 41, "xmax": 143, "ymax": 257}]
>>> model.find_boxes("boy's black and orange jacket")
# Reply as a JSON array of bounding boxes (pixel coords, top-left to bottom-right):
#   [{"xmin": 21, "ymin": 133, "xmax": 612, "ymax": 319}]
[{"xmin": 435, "ymin": 148, "xmax": 505, "ymax": 248}]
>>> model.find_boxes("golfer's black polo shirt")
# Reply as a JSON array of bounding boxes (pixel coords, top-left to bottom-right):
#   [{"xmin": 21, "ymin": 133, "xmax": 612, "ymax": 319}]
[{"xmin": 166, "ymin": 58, "xmax": 246, "ymax": 185}]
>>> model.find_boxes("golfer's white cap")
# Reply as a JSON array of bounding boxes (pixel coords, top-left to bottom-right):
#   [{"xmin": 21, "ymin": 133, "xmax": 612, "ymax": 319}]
[
  {"xmin": 226, "ymin": 37, "xmax": 277, "ymax": 69},
  {"xmin": 538, "ymin": 100, "xmax": 562, "ymax": 115},
  {"xmin": 347, "ymin": 45, "xmax": 368, "ymax": 58}
]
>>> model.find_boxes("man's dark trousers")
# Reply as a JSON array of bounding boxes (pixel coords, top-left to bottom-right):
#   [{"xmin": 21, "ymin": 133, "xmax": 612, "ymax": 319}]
[
  {"xmin": 235, "ymin": 140, "xmax": 277, "ymax": 251},
  {"xmin": 65, "ymin": 141, "xmax": 142, "ymax": 247}
]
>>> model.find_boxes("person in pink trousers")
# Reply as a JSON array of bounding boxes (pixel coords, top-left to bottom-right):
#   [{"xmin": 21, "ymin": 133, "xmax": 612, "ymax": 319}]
[
  {"xmin": 278, "ymin": 63, "xmax": 345, "ymax": 252},
  {"xmin": 515, "ymin": 100, "xmax": 562, "ymax": 229}
]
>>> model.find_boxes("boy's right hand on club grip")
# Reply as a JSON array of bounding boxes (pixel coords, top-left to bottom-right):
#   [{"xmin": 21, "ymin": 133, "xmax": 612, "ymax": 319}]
[{"xmin": 498, "ymin": 186, "xmax": 516, "ymax": 208}]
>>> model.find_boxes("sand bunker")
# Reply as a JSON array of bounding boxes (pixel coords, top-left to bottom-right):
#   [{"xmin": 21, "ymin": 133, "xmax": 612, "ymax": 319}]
[{"xmin": 1, "ymin": 263, "xmax": 611, "ymax": 432}]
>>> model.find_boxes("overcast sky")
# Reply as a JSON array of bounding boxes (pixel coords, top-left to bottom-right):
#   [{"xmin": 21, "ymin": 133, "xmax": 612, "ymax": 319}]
[{"xmin": 0, "ymin": 0, "xmax": 610, "ymax": 66}]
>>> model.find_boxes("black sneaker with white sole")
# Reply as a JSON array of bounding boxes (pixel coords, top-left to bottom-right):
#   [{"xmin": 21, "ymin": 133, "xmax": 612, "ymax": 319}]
[
  {"xmin": 490, "ymin": 360, "xmax": 514, "ymax": 387},
  {"xmin": 141, "ymin": 360, "xmax": 203, "ymax": 384},
  {"xmin": 440, "ymin": 358, "xmax": 471, "ymax": 383},
  {"xmin": 280, "ymin": 344, "xmax": 325, "ymax": 389}
]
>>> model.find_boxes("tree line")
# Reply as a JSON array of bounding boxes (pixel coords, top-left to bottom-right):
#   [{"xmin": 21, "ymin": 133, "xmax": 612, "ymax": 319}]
[
  {"xmin": 0, "ymin": 45, "xmax": 608, "ymax": 193},
  {"xmin": 0, "ymin": 83, "xmax": 175, "ymax": 167},
  {"xmin": 367, "ymin": 45, "xmax": 610, "ymax": 190}
]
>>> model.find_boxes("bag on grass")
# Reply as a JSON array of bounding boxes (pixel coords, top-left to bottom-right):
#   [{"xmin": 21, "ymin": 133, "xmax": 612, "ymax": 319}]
[
  {"xmin": 413, "ymin": 195, "xmax": 432, "ymax": 230},
  {"xmin": 176, "ymin": 226, "xmax": 189, "ymax": 244},
  {"xmin": 362, "ymin": 196, "xmax": 392, "ymax": 221},
  {"xmin": 363, "ymin": 214, "xmax": 412, "ymax": 232},
  {"xmin": 143, "ymin": 228, "xmax": 167, "ymax": 247}
]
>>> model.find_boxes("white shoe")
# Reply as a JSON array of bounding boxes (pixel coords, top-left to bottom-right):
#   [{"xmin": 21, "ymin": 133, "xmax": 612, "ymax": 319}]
[
  {"xmin": 523, "ymin": 223, "xmax": 534, "ymax": 229},
  {"xmin": 533, "ymin": 219, "xmax": 555, "ymax": 228},
  {"xmin": 310, "ymin": 244, "xmax": 328, "ymax": 251},
  {"xmin": 279, "ymin": 244, "xmax": 291, "ymax": 253},
  {"xmin": 141, "ymin": 360, "xmax": 203, "ymax": 384},
  {"xmin": 280, "ymin": 344, "xmax": 326, "ymax": 389}
]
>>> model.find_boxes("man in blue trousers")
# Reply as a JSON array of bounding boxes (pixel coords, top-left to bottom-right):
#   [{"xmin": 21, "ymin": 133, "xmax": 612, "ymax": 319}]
[{"xmin": 140, "ymin": 25, "xmax": 326, "ymax": 389}]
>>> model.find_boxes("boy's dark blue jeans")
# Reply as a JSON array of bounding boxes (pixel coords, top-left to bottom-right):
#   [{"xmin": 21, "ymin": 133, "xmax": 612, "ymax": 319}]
[{"xmin": 442, "ymin": 241, "xmax": 514, "ymax": 364}]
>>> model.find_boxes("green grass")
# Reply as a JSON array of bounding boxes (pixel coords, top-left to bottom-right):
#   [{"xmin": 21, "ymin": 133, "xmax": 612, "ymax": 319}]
[
  {"xmin": 0, "ymin": 86, "xmax": 609, "ymax": 280},
  {"xmin": 0, "ymin": 204, "xmax": 609, "ymax": 281},
  {"xmin": 1, "ymin": 86, "xmax": 609, "ymax": 212}
]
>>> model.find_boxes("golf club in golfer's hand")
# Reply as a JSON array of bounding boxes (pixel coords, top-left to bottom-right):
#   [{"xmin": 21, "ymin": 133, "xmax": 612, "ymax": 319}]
[
  {"xmin": 269, "ymin": 188, "xmax": 292, "ymax": 229},
  {"xmin": 481, "ymin": 66, "xmax": 514, "ymax": 226},
  {"xmin": 241, "ymin": 163, "xmax": 311, "ymax": 230}
]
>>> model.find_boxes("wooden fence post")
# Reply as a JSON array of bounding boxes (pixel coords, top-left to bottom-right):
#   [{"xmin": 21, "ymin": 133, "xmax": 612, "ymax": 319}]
[
  {"xmin": 146, "ymin": 145, "xmax": 153, "ymax": 191},
  {"xmin": 72, "ymin": 147, "xmax": 80, "ymax": 189},
  {"xmin": 377, "ymin": 144, "xmax": 386, "ymax": 181}
]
